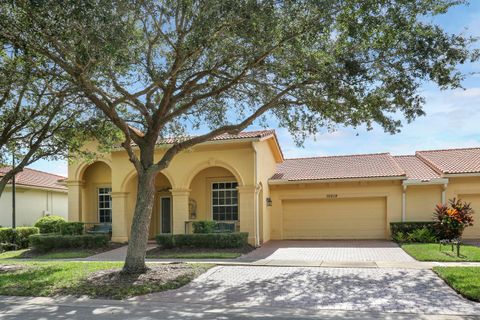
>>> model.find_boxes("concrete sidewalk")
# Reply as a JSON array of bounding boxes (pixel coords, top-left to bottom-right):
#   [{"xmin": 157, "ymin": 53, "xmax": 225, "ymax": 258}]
[{"xmin": 0, "ymin": 295, "xmax": 477, "ymax": 320}]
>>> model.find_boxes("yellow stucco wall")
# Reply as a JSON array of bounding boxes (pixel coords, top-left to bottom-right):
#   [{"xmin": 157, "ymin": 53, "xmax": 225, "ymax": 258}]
[
  {"xmin": 405, "ymin": 185, "xmax": 442, "ymax": 221},
  {"xmin": 253, "ymin": 139, "xmax": 279, "ymax": 243},
  {"xmin": 68, "ymin": 138, "xmax": 480, "ymax": 243},
  {"xmin": 446, "ymin": 177, "xmax": 480, "ymax": 239}
]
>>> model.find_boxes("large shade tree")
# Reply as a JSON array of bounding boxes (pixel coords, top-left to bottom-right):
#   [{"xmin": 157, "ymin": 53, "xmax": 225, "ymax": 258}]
[{"xmin": 1, "ymin": 0, "xmax": 477, "ymax": 273}]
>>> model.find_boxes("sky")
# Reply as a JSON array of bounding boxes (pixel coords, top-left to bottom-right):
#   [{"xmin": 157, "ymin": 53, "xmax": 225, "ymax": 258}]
[{"xmin": 29, "ymin": 1, "xmax": 480, "ymax": 177}]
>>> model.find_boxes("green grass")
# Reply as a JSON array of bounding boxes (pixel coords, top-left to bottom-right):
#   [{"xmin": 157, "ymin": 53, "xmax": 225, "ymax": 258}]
[
  {"xmin": 0, "ymin": 261, "xmax": 209, "ymax": 299},
  {"xmin": 147, "ymin": 251, "xmax": 242, "ymax": 259},
  {"xmin": 401, "ymin": 243, "xmax": 480, "ymax": 261},
  {"xmin": 0, "ymin": 249, "xmax": 95, "ymax": 260},
  {"xmin": 434, "ymin": 267, "xmax": 480, "ymax": 301}
]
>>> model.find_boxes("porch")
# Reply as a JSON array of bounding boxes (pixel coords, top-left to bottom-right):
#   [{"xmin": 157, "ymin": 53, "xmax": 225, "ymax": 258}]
[{"xmin": 67, "ymin": 161, "xmax": 258, "ymax": 244}]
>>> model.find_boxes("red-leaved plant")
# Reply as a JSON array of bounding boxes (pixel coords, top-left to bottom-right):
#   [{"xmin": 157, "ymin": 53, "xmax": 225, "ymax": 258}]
[{"xmin": 433, "ymin": 198, "xmax": 474, "ymax": 240}]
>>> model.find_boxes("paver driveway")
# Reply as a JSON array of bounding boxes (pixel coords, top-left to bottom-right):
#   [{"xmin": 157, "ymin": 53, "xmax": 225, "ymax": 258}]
[
  {"xmin": 240, "ymin": 240, "xmax": 414, "ymax": 262},
  {"xmin": 140, "ymin": 266, "xmax": 480, "ymax": 315}
]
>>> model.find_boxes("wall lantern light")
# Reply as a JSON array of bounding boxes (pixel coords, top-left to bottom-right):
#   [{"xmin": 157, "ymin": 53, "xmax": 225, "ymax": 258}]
[{"xmin": 266, "ymin": 197, "xmax": 273, "ymax": 207}]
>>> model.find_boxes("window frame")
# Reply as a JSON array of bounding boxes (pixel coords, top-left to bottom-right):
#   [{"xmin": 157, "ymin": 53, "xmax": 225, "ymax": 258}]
[
  {"xmin": 211, "ymin": 181, "xmax": 239, "ymax": 221},
  {"xmin": 97, "ymin": 186, "xmax": 112, "ymax": 223}
]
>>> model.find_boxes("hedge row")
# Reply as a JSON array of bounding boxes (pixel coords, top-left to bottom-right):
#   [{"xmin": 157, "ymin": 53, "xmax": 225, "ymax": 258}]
[
  {"xmin": 390, "ymin": 222, "xmax": 435, "ymax": 235},
  {"xmin": 390, "ymin": 222, "xmax": 437, "ymax": 243},
  {"xmin": 0, "ymin": 227, "xmax": 39, "ymax": 249},
  {"xmin": 29, "ymin": 234, "xmax": 108, "ymax": 252},
  {"xmin": 156, "ymin": 232, "xmax": 248, "ymax": 249},
  {"xmin": 59, "ymin": 222, "xmax": 84, "ymax": 235}
]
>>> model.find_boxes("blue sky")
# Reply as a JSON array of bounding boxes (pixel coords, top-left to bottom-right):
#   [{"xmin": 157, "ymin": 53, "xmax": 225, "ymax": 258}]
[{"xmin": 30, "ymin": 2, "xmax": 480, "ymax": 177}]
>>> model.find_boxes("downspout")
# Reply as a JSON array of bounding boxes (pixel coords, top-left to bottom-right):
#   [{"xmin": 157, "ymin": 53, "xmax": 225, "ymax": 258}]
[
  {"xmin": 402, "ymin": 184, "xmax": 407, "ymax": 222},
  {"xmin": 253, "ymin": 143, "xmax": 260, "ymax": 247},
  {"xmin": 442, "ymin": 183, "xmax": 447, "ymax": 204}
]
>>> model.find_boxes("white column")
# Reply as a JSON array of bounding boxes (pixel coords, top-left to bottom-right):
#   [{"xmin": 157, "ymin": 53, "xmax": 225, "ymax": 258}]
[
  {"xmin": 111, "ymin": 192, "xmax": 129, "ymax": 243},
  {"xmin": 238, "ymin": 185, "xmax": 256, "ymax": 246},
  {"xmin": 402, "ymin": 185, "xmax": 407, "ymax": 222},
  {"xmin": 171, "ymin": 188, "xmax": 190, "ymax": 234},
  {"xmin": 67, "ymin": 180, "xmax": 83, "ymax": 222}
]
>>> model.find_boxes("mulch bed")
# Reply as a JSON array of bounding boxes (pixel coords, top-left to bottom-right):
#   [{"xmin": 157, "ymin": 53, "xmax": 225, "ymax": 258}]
[{"xmin": 84, "ymin": 263, "xmax": 195, "ymax": 287}]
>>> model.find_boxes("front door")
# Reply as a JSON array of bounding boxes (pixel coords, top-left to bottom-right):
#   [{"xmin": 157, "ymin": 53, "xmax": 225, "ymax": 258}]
[{"xmin": 160, "ymin": 197, "xmax": 172, "ymax": 234}]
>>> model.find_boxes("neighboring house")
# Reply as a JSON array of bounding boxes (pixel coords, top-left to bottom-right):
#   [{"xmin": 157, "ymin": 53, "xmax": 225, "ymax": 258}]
[
  {"xmin": 67, "ymin": 130, "xmax": 480, "ymax": 244},
  {"xmin": 0, "ymin": 167, "xmax": 68, "ymax": 227}
]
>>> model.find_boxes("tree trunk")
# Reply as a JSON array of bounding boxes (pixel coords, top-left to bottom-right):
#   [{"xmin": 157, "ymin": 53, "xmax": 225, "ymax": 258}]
[
  {"xmin": 0, "ymin": 179, "xmax": 8, "ymax": 198},
  {"xmin": 0, "ymin": 172, "xmax": 14, "ymax": 198},
  {"xmin": 122, "ymin": 168, "xmax": 157, "ymax": 274}
]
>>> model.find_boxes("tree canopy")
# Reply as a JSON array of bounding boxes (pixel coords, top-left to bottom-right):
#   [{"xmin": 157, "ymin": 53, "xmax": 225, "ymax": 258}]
[{"xmin": 0, "ymin": 47, "xmax": 116, "ymax": 196}]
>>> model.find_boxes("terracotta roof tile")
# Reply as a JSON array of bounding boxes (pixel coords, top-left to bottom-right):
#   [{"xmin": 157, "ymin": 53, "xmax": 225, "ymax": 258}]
[
  {"xmin": 393, "ymin": 155, "xmax": 441, "ymax": 181},
  {"xmin": 416, "ymin": 148, "xmax": 480, "ymax": 174},
  {"xmin": 156, "ymin": 129, "xmax": 275, "ymax": 144},
  {"xmin": 271, "ymin": 153, "xmax": 405, "ymax": 181},
  {"xmin": 0, "ymin": 167, "xmax": 67, "ymax": 191}
]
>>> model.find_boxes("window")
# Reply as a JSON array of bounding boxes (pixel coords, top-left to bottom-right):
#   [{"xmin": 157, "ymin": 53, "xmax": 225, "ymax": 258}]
[
  {"xmin": 212, "ymin": 182, "xmax": 238, "ymax": 221},
  {"xmin": 98, "ymin": 187, "xmax": 112, "ymax": 223}
]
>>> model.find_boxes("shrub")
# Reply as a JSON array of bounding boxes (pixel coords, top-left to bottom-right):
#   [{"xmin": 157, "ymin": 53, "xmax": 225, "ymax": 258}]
[
  {"xmin": 433, "ymin": 198, "xmax": 474, "ymax": 240},
  {"xmin": 29, "ymin": 234, "xmax": 108, "ymax": 252},
  {"xmin": 390, "ymin": 222, "xmax": 435, "ymax": 236},
  {"xmin": 156, "ymin": 232, "xmax": 248, "ymax": 249},
  {"xmin": 59, "ymin": 222, "xmax": 84, "ymax": 235},
  {"xmin": 156, "ymin": 234, "xmax": 175, "ymax": 249},
  {"xmin": 34, "ymin": 215, "xmax": 66, "ymax": 234},
  {"xmin": 407, "ymin": 227, "xmax": 437, "ymax": 243},
  {"xmin": 0, "ymin": 227, "xmax": 39, "ymax": 249},
  {"xmin": 390, "ymin": 222, "xmax": 437, "ymax": 244},
  {"xmin": 0, "ymin": 242, "xmax": 18, "ymax": 252},
  {"xmin": 391, "ymin": 231, "xmax": 408, "ymax": 244},
  {"xmin": 192, "ymin": 221, "xmax": 217, "ymax": 234}
]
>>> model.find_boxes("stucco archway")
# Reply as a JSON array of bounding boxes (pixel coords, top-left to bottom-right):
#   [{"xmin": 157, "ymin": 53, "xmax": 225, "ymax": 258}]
[
  {"xmin": 184, "ymin": 160, "xmax": 245, "ymax": 189},
  {"xmin": 79, "ymin": 161, "xmax": 112, "ymax": 223},
  {"xmin": 122, "ymin": 171, "xmax": 173, "ymax": 238},
  {"xmin": 188, "ymin": 166, "xmax": 240, "ymax": 222}
]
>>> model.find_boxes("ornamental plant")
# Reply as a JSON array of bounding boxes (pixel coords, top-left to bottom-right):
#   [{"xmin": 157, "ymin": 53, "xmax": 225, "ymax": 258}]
[{"xmin": 433, "ymin": 198, "xmax": 474, "ymax": 240}]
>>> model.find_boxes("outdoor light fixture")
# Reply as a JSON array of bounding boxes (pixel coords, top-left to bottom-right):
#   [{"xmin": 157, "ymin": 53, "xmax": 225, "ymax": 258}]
[{"xmin": 266, "ymin": 197, "xmax": 272, "ymax": 207}]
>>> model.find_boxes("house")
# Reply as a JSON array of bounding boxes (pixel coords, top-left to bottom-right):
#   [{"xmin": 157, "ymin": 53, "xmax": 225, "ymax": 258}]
[
  {"xmin": 0, "ymin": 167, "xmax": 68, "ymax": 227},
  {"xmin": 67, "ymin": 130, "xmax": 480, "ymax": 244}
]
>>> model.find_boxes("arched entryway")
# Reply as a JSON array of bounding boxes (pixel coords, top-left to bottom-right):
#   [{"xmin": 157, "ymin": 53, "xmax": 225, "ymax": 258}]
[
  {"xmin": 79, "ymin": 161, "xmax": 112, "ymax": 223},
  {"xmin": 123, "ymin": 171, "xmax": 173, "ymax": 238},
  {"xmin": 188, "ymin": 166, "xmax": 240, "ymax": 225}
]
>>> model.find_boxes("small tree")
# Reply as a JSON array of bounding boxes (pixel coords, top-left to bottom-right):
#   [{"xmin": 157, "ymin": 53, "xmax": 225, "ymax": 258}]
[{"xmin": 433, "ymin": 198, "xmax": 474, "ymax": 240}]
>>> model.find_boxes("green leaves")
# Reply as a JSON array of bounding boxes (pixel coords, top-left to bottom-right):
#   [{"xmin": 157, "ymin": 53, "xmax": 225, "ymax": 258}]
[{"xmin": 0, "ymin": 0, "xmax": 476, "ymax": 155}]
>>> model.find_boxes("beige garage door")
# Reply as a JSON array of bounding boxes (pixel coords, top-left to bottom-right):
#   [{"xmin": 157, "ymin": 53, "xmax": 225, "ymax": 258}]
[
  {"xmin": 459, "ymin": 194, "xmax": 480, "ymax": 239},
  {"xmin": 282, "ymin": 197, "xmax": 386, "ymax": 239}
]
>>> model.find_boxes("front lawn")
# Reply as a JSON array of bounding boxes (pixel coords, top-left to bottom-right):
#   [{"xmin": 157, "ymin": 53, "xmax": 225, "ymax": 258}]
[
  {"xmin": 0, "ymin": 243, "xmax": 124, "ymax": 260},
  {"xmin": 434, "ymin": 267, "xmax": 480, "ymax": 301},
  {"xmin": 0, "ymin": 249, "xmax": 95, "ymax": 260},
  {"xmin": 0, "ymin": 261, "xmax": 210, "ymax": 299},
  {"xmin": 401, "ymin": 243, "xmax": 480, "ymax": 262},
  {"xmin": 146, "ymin": 246, "xmax": 252, "ymax": 259}
]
